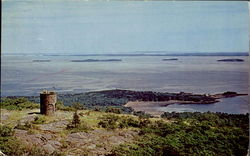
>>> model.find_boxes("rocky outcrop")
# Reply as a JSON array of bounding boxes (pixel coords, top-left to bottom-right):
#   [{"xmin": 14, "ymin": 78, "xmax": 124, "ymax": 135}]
[
  {"xmin": 14, "ymin": 129, "xmax": 60, "ymax": 154},
  {"xmin": 40, "ymin": 120, "xmax": 69, "ymax": 132},
  {"xmin": 13, "ymin": 122, "xmax": 137, "ymax": 155},
  {"xmin": 66, "ymin": 129, "xmax": 137, "ymax": 155}
]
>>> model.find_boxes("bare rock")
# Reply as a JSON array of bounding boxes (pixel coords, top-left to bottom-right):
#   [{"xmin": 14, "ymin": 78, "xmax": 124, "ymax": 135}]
[
  {"xmin": 43, "ymin": 143, "xmax": 55, "ymax": 155},
  {"xmin": 65, "ymin": 129, "xmax": 138, "ymax": 155},
  {"xmin": 87, "ymin": 144, "xmax": 96, "ymax": 150},
  {"xmin": 14, "ymin": 129, "xmax": 55, "ymax": 146},
  {"xmin": 20, "ymin": 115, "xmax": 37, "ymax": 124},
  {"xmin": 67, "ymin": 132, "xmax": 90, "ymax": 147},
  {"xmin": 0, "ymin": 114, "xmax": 9, "ymax": 121},
  {"xmin": 40, "ymin": 120, "xmax": 69, "ymax": 132},
  {"xmin": 108, "ymin": 136, "xmax": 125, "ymax": 145},
  {"xmin": 47, "ymin": 140, "xmax": 62, "ymax": 149},
  {"xmin": 0, "ymin": 150, "xmax": 7, "ymax": 156}
]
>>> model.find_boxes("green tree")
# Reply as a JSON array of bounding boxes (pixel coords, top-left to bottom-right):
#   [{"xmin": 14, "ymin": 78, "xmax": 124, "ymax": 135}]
[{"xmin": 72, "ymin": 111, "xmax": 80, "ymax": 128}]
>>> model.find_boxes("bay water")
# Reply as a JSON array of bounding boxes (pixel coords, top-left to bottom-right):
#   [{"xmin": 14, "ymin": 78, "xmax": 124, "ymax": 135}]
[{"xmin": 1, "ymin": 54, "xmax": 249, "ymax": 113}]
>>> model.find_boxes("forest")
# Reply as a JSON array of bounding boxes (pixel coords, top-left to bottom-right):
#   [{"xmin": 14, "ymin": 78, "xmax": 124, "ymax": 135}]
[{"xmin": 111, "ymin": 112, "xmax": 249, "ymax": 156}]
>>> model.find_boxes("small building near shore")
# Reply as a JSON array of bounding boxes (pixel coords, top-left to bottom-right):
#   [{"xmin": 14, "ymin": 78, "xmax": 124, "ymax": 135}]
[{"xmin": 40, "ymin": 90, "xmax": 57, "ymax": 115}]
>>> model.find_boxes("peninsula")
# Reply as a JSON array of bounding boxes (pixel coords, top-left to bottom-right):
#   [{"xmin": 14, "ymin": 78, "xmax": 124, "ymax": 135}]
[{"xmin": 8, "ymin": 89, "xmax": 247, "ymax": 115}]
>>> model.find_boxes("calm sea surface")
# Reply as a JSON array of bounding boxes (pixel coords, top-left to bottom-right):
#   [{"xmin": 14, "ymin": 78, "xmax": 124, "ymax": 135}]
[{"xmin": 1, "ymin": 55, "xmax": 249, "ymax": 114}]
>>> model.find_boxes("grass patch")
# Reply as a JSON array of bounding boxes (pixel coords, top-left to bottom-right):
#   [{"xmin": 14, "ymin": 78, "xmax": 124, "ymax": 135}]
[
  {"xmin": 32, "ymin": 116, "xmax": 47, "ymax": 124},
  {"xmin": 5, "ymin": 111, "xmax": 28, "ymax": 127}
]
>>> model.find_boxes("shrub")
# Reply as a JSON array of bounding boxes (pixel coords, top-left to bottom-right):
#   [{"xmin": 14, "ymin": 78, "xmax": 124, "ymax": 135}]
[
  {"xmin": 32, "ymin": 116, "xmax": 46, "ymax": 124},
  {"xmin": 0, "ymin": 125, "xmax": 14, "ymax": 137},
  {"xmin": 0, "ymin": 124, "xmax": 45, "ymax": 155},
  {"xmin": 56, "ymin": 101, "xmax": 74, "ymax": 111},
  {"xmin": 15, "ymin": 121, "xmax": 33, "ymax": 130},
  {"xmin": 98, "ymin": 115, "xmax": 141, "ymax": 130},
  {"xmin": 0, "ymin": 136, "xmax": 45, "ymax": 156},
  {"xmin": 1, "ymin": 98, "xmax": 39, "ymax": 110},
  {"xmin": 98, "ymin": 114, "xmax": 143, "ymax": 129},
  {"xmin": 118, "ymin": 116, "xmax": 140, "ymax": 128},
  {"xmin": 98, "ymin": 114, "xmax": 120, "ymax": 130},
  {"xmin": 66, "ymin": 111, "xmax": 92, "ymax": 133},
  {"xmin": 138, "ymin": 118, "xmax": 151, "ymax": 128},
  {"xmin": 66, "ymin": 111, "xmax": 80, "ymax": 129},
  {"xmin": 72, "ymin": 111, "xmax": 80, "ymax": 127},
  {"xmin": 133, "ymin": 111, "xmax": 152, "ymax": 119},
  {"xmin": 0, "ymin": 136, "xmax": 26, "ymax": 155},
  {"xmin": 66, "ymin": 121, "xmax": 91, "ymax": 133},
  {"xmin": 67, "ymin": 122, "xmax": 91, "ymax": 133},
  {"xmin": 118, "ymin": 122, "xmax": 128, "ymax": 129},
  {"xmin": 105, "ymin": 107, "xmax": 122, "ymax": 114},
  {"xmin": 126, "ymin": 117, "xmax": 140, "ymax": 127}
]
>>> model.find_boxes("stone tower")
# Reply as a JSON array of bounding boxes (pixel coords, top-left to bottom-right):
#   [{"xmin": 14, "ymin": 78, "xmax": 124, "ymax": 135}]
[{"xmin": 40, "ymin": 90, "xmax": 57, "ymax": 115}]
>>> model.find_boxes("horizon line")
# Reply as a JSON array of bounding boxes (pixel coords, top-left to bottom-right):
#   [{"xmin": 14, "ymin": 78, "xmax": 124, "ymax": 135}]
[
  {"xmin": 2, "ymin": 52, "xmax": 249, "ymax": 56},
  {"xmin": 2, "ymin": 51, "xmax": 249, "ymax": 54}
]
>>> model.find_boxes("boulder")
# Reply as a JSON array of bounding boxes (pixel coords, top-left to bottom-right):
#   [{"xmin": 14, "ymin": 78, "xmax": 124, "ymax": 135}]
[{"xmin": 43, "ymin": 144, "xmax": 55, "ymax": 155}]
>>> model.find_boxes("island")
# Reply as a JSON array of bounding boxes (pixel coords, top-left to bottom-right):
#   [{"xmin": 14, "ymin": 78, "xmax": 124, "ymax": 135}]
[
  {"xmin": 32, "ymin": 60, "xmax": 51, "ymax": 62},
  {"xmin": 217, "ymin": 59, "xmax": 244, "ymax": 62},
  {"xmin": 162, "ymin": 58, "xmax": 178, "ymax": 61},
  {"xmin": 70, "ymin": 59, "xmax": 122, "ymax": 62}
]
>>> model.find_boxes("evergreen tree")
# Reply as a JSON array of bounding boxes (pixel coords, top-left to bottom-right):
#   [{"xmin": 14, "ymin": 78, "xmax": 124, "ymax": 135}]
[{"xmin": 72, "ymin": 111, "xmax": 80, "ymax": 128}]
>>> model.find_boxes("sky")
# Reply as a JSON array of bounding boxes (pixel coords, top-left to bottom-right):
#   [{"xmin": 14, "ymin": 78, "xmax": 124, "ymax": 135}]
[{"xmin": 2, "ymin": 1, "xmax": 249, "ymax": 54}]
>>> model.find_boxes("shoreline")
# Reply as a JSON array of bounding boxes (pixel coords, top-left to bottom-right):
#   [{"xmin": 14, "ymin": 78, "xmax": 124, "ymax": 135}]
[
  {"xmin": 125, "ymin": 93, "xmax": 248, "ymax": 116},
  {"xmin": 125, "ymin": 100, "xmax": 219, "ymax": 116}
]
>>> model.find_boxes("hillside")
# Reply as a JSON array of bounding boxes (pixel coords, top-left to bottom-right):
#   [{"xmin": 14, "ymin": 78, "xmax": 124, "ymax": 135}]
[
  {"xmin": 1, "ymin": 108, "xmax": 139, "ymax": 155},
  {"xmin": 0, "ymin": 98, "xmax": 249, "ymax": 156}
]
